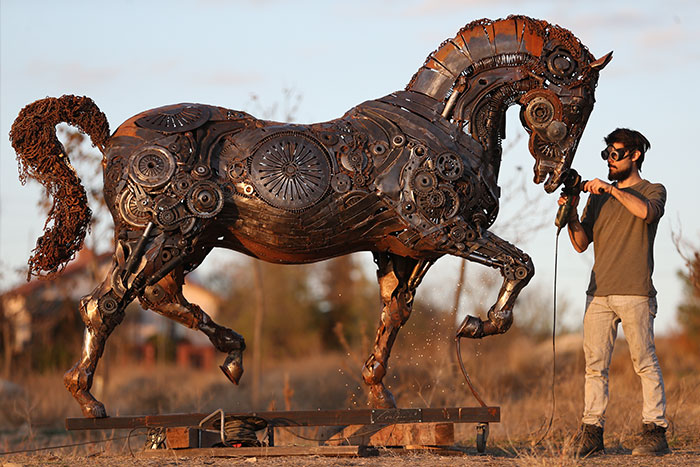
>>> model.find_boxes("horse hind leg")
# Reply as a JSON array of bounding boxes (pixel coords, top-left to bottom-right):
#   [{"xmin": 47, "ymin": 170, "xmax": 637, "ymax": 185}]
[
  {"xmin": 362, "ymin": 253, "xmax": 433, "ymax": 408},
  {"xmin": 138, "ymin": 271, "xmax": 246, "ymax": 384},
  {"xmin": 64, "ymin": 277, "xmax": 126, "ymax": 418}
]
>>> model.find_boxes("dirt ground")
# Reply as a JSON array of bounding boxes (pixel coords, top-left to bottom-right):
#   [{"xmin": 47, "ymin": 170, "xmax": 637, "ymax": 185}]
[
  {"xmin": 3, "ymin": 334, "xmax": 699, "ymax": 466},
  {"xmin": 3, "ymin": 447, "xmax": 700, "ymax": 467}
]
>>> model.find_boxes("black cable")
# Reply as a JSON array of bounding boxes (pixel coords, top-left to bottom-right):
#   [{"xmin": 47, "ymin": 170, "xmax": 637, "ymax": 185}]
[
  {"xmin": 455, "ymin": 337, "xmax": 487, "ymax": 407},
  {"xmin": 533, "ymin": 231, "xmax": 559, "ymax": 446}
]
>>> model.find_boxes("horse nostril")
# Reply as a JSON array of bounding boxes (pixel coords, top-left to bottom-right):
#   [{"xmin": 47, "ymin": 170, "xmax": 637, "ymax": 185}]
[{"xmin": 546, "ymin": 121, "xmax": 567, "ymax": 142}]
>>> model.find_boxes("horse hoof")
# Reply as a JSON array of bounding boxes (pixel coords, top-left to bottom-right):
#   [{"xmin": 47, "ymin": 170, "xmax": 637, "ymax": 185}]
[
  {"xmin": 220, "ymin": 351, "xmax": 244, "ymax": 385},
  {"xmin": 456, "ymin": 315, "xmax": 485, "ymax": 339},
  {"xmin": 81, "ymin": 401, "xmax": 107, "ymax": 418},
  {"xmin": 368, "ymin": 384, "xmax": 397, "ymax": 409}
]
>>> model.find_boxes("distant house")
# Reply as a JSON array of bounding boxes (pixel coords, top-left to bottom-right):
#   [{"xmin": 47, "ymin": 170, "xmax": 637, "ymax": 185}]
[{"xmin": 1, "ymin": 249, "xmax": 223, "ymax": 372}]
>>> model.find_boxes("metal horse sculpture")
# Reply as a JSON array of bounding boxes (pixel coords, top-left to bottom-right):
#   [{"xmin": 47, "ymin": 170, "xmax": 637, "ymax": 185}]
[{"xmin": 11, "ymin": 16, "xmax": 610, "ymax": 418}]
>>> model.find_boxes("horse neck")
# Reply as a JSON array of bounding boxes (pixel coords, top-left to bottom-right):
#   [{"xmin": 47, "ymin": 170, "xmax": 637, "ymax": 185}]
[
  {"xmin": 405, "ymin": 17, "xmax": 551, "ymax": 182},
  {"xmin": 456, "ymin": 62, "xmax": 540, "ymax": 183}
]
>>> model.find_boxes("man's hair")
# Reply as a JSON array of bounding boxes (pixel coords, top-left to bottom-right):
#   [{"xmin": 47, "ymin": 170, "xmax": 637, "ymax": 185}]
[{"xmin": 604, "ymin": 128, "xmax": 651, "ymax": 171}]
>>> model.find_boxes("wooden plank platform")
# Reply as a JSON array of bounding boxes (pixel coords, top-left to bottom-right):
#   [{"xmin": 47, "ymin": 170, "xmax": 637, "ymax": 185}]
[
  {"xmin": 136, "ymin": 445, "xmax": 379, "ymax": 458},
  {"xmin": 66, "ymin": 407, "xmax": 499, "ymax": 431},
  {"xmin": 325, "ymin": 422, "xmax": 454, "ymax": 446}
]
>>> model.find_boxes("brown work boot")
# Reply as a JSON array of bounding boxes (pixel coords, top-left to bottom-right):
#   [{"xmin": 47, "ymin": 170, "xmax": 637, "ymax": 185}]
[
  {"xmin": 632, "ymin": 423, "xmax": 670, "ymax": 456},
  {"xmin": 572, "ymin": 423, "xmax": 604, "ymax": 457}
]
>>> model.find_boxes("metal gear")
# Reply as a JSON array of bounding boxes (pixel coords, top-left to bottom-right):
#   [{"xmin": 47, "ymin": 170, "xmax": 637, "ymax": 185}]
[
  {"xmin": 412, "ymin": 169, "xmax": 438, "ymax": 193},
  {"xmin": 436, "ymin": 152, "xmax": 464, "ymax": 181},
  {"xmin": 186, "ymin": 181, "xmax": 224, "ymax": 218}
]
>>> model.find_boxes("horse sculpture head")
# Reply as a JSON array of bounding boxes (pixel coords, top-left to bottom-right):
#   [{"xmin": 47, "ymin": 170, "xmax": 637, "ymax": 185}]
[{"xmin": 406, "ymin": 15, "xmax": 612, "ymax": 192}]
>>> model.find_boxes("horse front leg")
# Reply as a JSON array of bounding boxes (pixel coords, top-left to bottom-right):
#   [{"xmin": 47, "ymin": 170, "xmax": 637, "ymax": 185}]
[
  {"xmin": 455, "ymin": 230, "xmax": 535, "ymax": 338},
  {"xmin": 362, "ymin": 253, "xmax": 434, "ymax": 408}
]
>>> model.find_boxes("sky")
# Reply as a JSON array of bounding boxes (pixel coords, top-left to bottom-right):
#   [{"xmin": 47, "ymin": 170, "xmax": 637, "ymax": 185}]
[{"xmin": 1, "ymin": 0, "xmax": 699, "ymax": 335}]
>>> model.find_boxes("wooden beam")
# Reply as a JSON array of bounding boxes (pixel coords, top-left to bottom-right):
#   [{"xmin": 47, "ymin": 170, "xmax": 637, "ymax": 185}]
[
  {"xmin": 137, "ymin": 445, "xmax": 379, "ymax": 458},
  {"xmin": 66, "ymin": 407, "xmax": 499, "ymax": 431},
  {"xmin": 325, "ymin": 422, "xmax": 454, "ymax": 446}
]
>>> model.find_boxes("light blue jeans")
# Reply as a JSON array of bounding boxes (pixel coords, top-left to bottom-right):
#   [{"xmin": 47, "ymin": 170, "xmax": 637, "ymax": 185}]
[{"xmin": 582, "ymin": 295, "xmax": 668, "ymax": 429}]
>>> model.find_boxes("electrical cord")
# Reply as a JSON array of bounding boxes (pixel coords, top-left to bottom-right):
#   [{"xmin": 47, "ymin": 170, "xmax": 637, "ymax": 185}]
[
  {"xmin": 532, "ymin": 230, "xmax": 560, "ymax": 446},
  {"xmin": 455, "ymin": 337, "xmax": 487, "ymax": 407}
]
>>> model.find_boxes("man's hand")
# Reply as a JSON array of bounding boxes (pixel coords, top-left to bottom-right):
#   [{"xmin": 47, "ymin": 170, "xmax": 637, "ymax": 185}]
[
  {"xmin": 583, "ymin": 178, "xmax": 612, "ymax": 194},
  {"xmin": 582, "ymin": 177, "xmax": 649, "ymax": 220},
  {"xmin": 557, "ymin": 192, "xmax": 580, "ymax": 222},
  {"xmin": 558, "ymin": 191, "xmax": 589, "ymax": 252}
]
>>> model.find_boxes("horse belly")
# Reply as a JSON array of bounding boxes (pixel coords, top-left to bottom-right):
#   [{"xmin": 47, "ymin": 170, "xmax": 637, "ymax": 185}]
[{"xmin": 216, "ymin": 192, "xmax": 408, "ymax": 263}]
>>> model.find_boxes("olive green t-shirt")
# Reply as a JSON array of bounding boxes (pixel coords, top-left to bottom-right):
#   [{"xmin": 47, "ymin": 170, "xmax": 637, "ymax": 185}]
[{"xmin": 580, "ymin": 179, "xmax": 666, "ymax": 297}]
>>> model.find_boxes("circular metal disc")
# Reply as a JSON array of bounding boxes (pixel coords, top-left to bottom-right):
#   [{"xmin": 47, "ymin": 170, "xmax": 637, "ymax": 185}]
[
  {"xmin": 128, "ymin": 146, "xmax": 176, "ymax": 189},
  {"xmin": 135, "ymin": 105, "xmax": 211, "ymax": 132},
  {"xmin": 118, "ymin": 189, "xmax": 151, "ymax": 228},
  {"xmin": 436, "ymin": 152, "xmax": 464, "ymax": 181},
  {"xmin": 250, "ymin": 132, "xmax": 331, "ymax": 211}
]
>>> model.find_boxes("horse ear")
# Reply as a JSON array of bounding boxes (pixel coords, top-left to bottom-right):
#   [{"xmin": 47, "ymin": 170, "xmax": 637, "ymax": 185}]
[{"xmin": 590, "ymin": 52, "xmax": 613, "ymax": 71}]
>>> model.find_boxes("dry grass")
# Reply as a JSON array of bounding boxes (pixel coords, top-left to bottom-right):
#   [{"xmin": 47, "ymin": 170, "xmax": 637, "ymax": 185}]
[{"xmin": 1, "ymin": 331, "xmax": 699, "ymax": 463}]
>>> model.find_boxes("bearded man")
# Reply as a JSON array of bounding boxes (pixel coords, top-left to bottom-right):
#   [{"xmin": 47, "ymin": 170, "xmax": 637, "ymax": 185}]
[{"xmin": 560, "ymin": 128, "xmax": 669, "ymax": 457}]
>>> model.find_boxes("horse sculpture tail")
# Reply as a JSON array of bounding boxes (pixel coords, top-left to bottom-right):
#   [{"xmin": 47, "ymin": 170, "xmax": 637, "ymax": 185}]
[{"xmin": 10, "ymin": 95, "xmax": 110, "ymax": 279}]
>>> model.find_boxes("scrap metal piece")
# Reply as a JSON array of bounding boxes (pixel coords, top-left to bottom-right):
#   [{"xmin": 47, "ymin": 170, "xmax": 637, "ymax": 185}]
[
  {"xmin": 250, "ymin": 131, "xmax": 331, "ymax": 211},
  {"xmin": 129, "ymin": 146, "xmax": 176, "ymax": 189},
  {"xmin": 186, "ymin": 180, "xmax": 224, "ymax": 218},
  {"xmin": 118, "ymin": 188, "xmax": 151, "ymax": 228},
  {"xmin": 135, "ymin": 104, "xmax": 211, "ymax": 133}
]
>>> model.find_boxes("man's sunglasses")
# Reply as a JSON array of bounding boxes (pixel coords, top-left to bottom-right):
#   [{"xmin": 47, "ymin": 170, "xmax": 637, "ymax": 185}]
[{"xmin": 601, "ymin": 145, "xmax": 631, "ymax": 162}]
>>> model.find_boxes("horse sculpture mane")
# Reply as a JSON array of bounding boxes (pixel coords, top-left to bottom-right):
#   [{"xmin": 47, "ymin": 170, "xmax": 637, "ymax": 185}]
[{"xmin": 10, "ymin": 15, "xmax": 610, "ymax": 417}]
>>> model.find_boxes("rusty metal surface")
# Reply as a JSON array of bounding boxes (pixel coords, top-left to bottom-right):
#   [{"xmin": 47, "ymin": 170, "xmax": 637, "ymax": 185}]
[{"xmin": 10, "ymin": 15, "xmax": 609, "ymax": 418}]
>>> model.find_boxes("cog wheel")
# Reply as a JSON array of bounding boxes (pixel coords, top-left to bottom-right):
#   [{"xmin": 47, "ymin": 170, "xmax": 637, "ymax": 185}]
[
  {"xmin": 436, "ymin": 152, "xmax": 464, "ymax": 181},
  {"xmin": 135, "ymin": 104, "xmax": 211, "ymax": 132},
  {"xmin": 412, "ymin": 168, "xmax": 438, "ymax": 193},
  {"xmin": 186, "ymin": 180, "xmax": 224, "ymax": 218}
]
